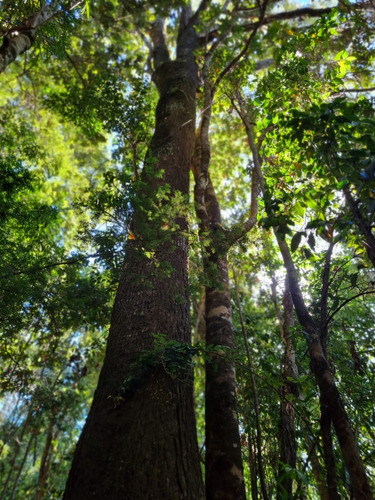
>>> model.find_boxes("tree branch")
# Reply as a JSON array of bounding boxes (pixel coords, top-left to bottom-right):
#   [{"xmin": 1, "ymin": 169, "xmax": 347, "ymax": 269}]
[
  {"xmin": 326, "ymin": 290, "xmax": 375, "ymax": 327},
  {"xmin": 242, "ymin": 6, "xmax": 332, "ymax": 31},
  {"xmin": 186, "ymin": 0, "xmax": 211, "ymax": 31},
  {"xmin": 0, "ymin": 0, "xmax": 83, "ymax": 74},
  {"xmin": 1, "ymin": 251, "xmax": 117, "ymax": 279},
  {"xmin": 150, "ymin": 19, "xmax": 170, "ymax": 69},
  {"xmin": 320, "ymin": 240, "xmax": 335, "ymax": 351},
  {"xmin": 212, "ymin": 0, "xmax": 270, "ymax": 93}
]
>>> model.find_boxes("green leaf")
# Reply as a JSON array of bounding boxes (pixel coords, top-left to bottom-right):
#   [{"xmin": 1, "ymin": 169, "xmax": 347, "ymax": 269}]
[{"xmin": 337, "ymin": 179, "xmax": 349, "ymax": 189}]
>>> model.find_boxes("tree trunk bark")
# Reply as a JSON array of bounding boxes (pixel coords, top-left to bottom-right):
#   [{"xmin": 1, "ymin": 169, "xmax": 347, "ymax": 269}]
[
  {"xmin": 191, "ymin": 63, "xmax": 246, "ymax": 499},
  {"xmin": 64, "ymin": 14, "xmax": 204, "ymax": 500},
  {"xmin": 205, "ymin": 254, "xmax": 246, "ymax": 500}
]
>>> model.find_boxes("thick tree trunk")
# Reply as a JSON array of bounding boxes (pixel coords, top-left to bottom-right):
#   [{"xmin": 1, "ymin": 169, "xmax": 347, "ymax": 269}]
[{"xmin": 64, "ymin": 15, "xmax": 204, "ymax": 500}]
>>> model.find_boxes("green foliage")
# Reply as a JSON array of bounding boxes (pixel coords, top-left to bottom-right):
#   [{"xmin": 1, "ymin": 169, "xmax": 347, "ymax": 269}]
[{"xmin": 116, "ymin": 334, "xmax": 228, "ymax": 402}]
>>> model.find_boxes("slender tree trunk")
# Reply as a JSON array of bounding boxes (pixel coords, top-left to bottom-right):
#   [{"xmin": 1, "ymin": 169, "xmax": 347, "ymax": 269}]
[
  {"xmin": 193, "ymin": 286, "xmax": 206, "ymax": 342},
  {"xmin": 344, "ymin": 187, "xmax": 375, "ymax": 267},
  {"xmin": 248, "ymin": 429, "xmax": 259, "ymax": 500},
  {"xmin": 0, "ymin": 410, "xmax": 30, "ymax": 500},
  {"xmin": 276, "ymin": 280, "xmax": 298, "ymax": 499},
  {"xmin": 237, "ymin": 103, "xmax": 373, "ymax": 499},
  {"xmin": 319, "ymin": 241, "xmax": 340, "ymax": 499},
  {"xmin": 64, "ymin": 12, "xmax": 204, "ymax": 500},
  {"xmin": 205, "ymin": 253, "xmax": 246, "ymax": 500},
  {"xmin": 320, "ymin": 399, "xmax": 340, "ymax": 499},
  {"xmin": 9, "ymin": 431, "xmax": 35, "ymax": 500},
  {"xmin": 277, "ymin": 237, "xmax": 373, "ymax": 500},
  {"xmin": 305, "ymin": 433, "xmax": 329, "ymax": 500},
  {"xmin": 35, "ymin": 420, "xmax": 55, "ymax": 500},
  {"xmin": 233, "ymin": 270, "xmax": 269, "ymax": 500}
]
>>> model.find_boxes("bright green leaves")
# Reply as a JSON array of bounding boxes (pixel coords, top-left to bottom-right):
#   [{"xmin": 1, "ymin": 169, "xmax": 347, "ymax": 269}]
[
  {"xmin": 85, "ymin": 0, "xmax": 90, "ymax": 19},
  {"xmin": 334, "ymin": 50, "xmax": 356, "ymax": 78}
]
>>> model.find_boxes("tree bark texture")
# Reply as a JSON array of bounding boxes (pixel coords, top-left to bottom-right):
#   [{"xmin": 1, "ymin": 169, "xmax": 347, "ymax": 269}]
[
  {"xmin": 205, "ymin": 255, "xmax": 246, "ymax": 500},
  {"xmin": 64, "ymin": 17, "xmax": 204, "ymax": 500}
]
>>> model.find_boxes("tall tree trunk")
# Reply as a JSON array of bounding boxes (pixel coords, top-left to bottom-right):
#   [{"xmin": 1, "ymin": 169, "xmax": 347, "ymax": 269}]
[
  {"xmin": 9, "ymin": 431, "xmax": 35, "ymax": 500},
  {"xmin": 191, "ymin": 61, "xmax": 246, "ymax": 500},
  {"xmin": 64, "ymin": 12, "xmax": 204, "ymax": 500},
  {"xmin": 276, "ymin": 280, "xmax": 298, "ymax": 499},
  {"xmin": 35, "ymin": 419, "xmax": 55, "ymax": 500},
  {"xmin": 277, "ymin": 237, "xmax": 373, "ymax": 500},
  {"xmin": 205, "ymin": 252, "xmax": 246, "ymax": 500},
  {"xmin": 319, "ymin": 241, "xmax": 340, "ymax": 499},
  {"xmin": 248, "ymin": 428, "xmax": 259, "ymax": 500}
]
